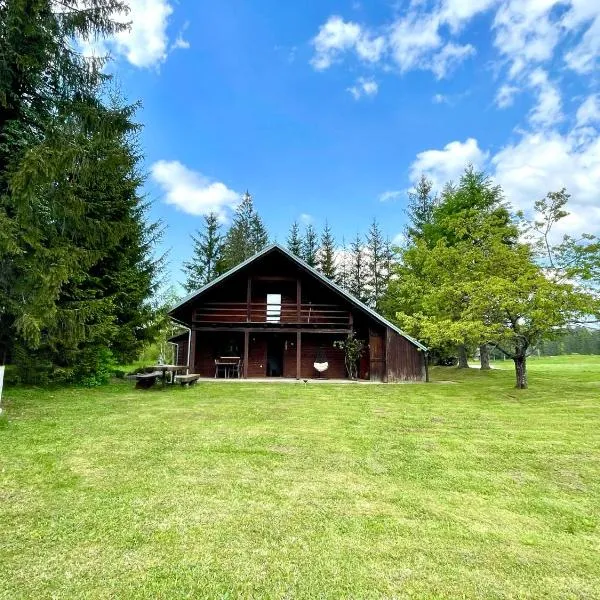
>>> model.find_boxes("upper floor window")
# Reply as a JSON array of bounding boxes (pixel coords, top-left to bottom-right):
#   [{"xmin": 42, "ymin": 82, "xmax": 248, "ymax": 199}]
[{"xmin": 266, "ymin": 293, "xmax": 282, "ymax": 322}]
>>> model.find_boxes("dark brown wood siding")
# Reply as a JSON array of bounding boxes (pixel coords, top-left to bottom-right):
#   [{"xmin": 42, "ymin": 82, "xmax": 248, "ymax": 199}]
[
  {"xmin": 386, "ymin": 327, "xmax": 425, "ymax": 381},
  {"xmin": 299, "ymin": 334, "xmax": 346, "ymax": 379}
]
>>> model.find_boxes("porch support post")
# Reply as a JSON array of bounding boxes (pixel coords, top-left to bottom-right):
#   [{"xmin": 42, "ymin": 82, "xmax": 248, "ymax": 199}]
[
  {"xmin": 189, "ymin": 329, "xmax": 197, "ymax": 374},
  {"xmin": 243, "ymin": 330, "xmax": 249, "ymax": 378},
  {"xmin": 296, "ymin": 330, "xmax": 301, "ymax": 379}
]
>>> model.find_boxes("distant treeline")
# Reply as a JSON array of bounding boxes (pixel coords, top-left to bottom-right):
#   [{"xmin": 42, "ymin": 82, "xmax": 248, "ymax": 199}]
[{"xmin": 487, "ymin": 328, "xmax": 600, "ymax": 359}]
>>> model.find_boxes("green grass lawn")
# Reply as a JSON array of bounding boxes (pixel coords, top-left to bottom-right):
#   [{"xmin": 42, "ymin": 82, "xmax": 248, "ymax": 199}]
[{"xmin": 1, "ymin": 357, "xmax": 599, "ymax": 599}]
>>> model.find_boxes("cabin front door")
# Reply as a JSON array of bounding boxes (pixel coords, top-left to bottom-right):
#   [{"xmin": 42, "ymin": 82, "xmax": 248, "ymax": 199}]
[
  {"xmin": 266, "ymin": 336, "xmax": 284, "ymax": 377},
  {"xmin": 369, "ymin": 330, "xmax": 385, "ymax": 382}
]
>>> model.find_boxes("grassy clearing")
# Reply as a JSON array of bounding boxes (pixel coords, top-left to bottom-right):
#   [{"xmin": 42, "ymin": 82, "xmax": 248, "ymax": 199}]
[{"xmin": 1, "ymin": 358, "xmax": 599, "ymax": 599}]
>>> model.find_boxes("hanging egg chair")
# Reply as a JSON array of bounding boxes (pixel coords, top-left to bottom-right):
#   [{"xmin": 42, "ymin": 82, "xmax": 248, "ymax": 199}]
[{"xmin": 313, "ymin": 346, "xmax": 329, "ymax": 379}]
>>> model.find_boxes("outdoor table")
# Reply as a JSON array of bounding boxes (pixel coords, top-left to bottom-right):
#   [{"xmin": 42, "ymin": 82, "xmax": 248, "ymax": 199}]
[
  {"xmin": 214, "ymin": 357, "xmax": 241, "ymax": 379},
  {"xmin": 151, "ymin": 364, "xmax": 187, "ymax": 385}
]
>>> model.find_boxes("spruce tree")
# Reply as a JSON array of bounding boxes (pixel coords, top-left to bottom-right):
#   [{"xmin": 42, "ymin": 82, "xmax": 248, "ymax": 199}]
[
  {"xmin": 318, "ymin": 221, "xmax": 337, "ymax": 280},
  {"xmin": 222, "ymin": 191, "xmax": 268, "ymax": 269},
  {"xmin": 0, "ymin": 2, "xmax": 159, "ymax": 381},
  {"xmin": 405, "ymin": 174, "xmax": 437, "ymax": 242},
  {"xmin": 287, "ymin": 221, "xmax": 302, "ymax": 257},
  {"xmin": 366, "ymin": 218, "xmax": 385, "ymax": 308},
  {"xmin": 182, "ymin": 213, "xmax": 224, "ymax": 292},
  {"xmin": 302, "ymin": 224, "xmax": 319, "ymax": 267},
  {"xmin": 348, "ymin": 234, "xmax": 367, "ymax": 302}
]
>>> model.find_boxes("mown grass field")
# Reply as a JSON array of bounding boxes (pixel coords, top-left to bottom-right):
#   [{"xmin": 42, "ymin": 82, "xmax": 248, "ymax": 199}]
[{"xmin": 1, "ymin": 357, "xmax": 599, "ymax": 599}]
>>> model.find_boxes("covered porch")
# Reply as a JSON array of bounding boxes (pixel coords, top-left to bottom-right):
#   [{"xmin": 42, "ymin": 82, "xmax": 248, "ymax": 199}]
[{"xmin": 189, "ymin": 328, "xmax": 358, "ymax": 380}]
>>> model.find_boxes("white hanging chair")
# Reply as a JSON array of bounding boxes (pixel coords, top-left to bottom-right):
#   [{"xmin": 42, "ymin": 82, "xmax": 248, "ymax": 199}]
[{"xmin": 313, "ymin": 347, "xmax": 329, "ymax": 378}]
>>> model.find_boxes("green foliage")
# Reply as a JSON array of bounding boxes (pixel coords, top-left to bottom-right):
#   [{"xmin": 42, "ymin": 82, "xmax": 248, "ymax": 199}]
[
  {"xmin": 348, "ymin": 233, "xmax": 367, "ymax": 302},
  {"xmin": 287, "ymin": 221, "xmax": 302, "ymax": 257},
  {"xmin": 366, "ymin": 218, "xmax": 386, "ymax": 308},
  {"xmin": 318, "ymin": 221, "xmax": 337, "ymax": 280},
  {"xmin": 182, "ymin": 212, "xmax": 225, "ymax": 292},
  {"xmin": 0, "ymin": 1, "xmax": 159, "ymax": 382},
  {"xmin": 405, "ymin": 174, "xmax": 437, "ymax": 242},
  {"xmin": 302, "ymin": 223, "xmax": 319, "ymax": 267},
  {"xmin": 222, "ymin": 191, "xmax": 268, "ymax": 270},
  {"xmin": 333, "ymin": 332, "xmax": 365, "ymax": 379},
  {"xmin": 384, "ymin": 167, "xmax": 596, "ymax": 388}
]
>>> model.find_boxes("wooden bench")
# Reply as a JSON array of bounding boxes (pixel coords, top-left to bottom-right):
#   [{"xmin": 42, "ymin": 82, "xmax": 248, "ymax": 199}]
[
  {"xmin": 174, "ymin": 374, "xmax": 201, "ymax": 387},
  {"xmin": 135, "ymin": 371, "xmax": 162, "ymax": 389}
]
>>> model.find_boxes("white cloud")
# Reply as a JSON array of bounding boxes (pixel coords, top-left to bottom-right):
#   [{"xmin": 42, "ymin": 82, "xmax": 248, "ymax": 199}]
[
  {"xmin": 492, "ymin": 0, "xmax": 561, "ymax": 78},
  {"xmin": 310, "ymin": 15, "xmax": 385, "ymax": 70},
  {"xmin": 410, "ymin": 138, "xmax": 488, "ymax": 188},
  {"xmin": 409, "ymin": 126, "xmax": 600, "ymax": 236},
  {"xmin": 309, "ymin": 1, "xmax": 600, "ymax": 113},
  {"xmin": 379, "ymin": 190, "xmax": 403, "ymax": 202},
  {"xmin": 299, "ymin": 213, "xmax": 314, "ymax": 225},
  {"xmin": 492, "ymin": 130, "xmax": 600, "ymax": 234},
  {"xmin": 576, "ymin": 94, "xmax": 600, "ymax": 127},
  {"xmin": 432, "ymin": 93, "xmax": 449, "ymax": 104},
  {"xmin": 430, "ymin": 42, "xmax": 475, "ymax": 78},
  {"xmin": 495, "ymin": 84, "xmax": 519, "ymax": 108},
  {"xmin": 75, "ymin": 0, "xmax": 183, "ymax": 68},
  {"xmin": 527, "ymin": 69, "xmax": 562, "ymax": 128},
  {"xmin": 563, "ymin": 7, "xmax": 600, "ymax": 74},
  {"xmin": 347, "ymin": 77, "xmax": 379, "ymax": 99},
  {"xmin": 151, "ymin": 160, "xmax": 239, "ymax": 218}
]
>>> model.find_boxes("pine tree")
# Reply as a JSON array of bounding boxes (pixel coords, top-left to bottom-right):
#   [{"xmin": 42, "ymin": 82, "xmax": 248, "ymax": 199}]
[
  {"xmin": 287, "ymin": 221, "xmax": 302, "ymax": 257},
  {"xmin": 405, "ymin": 174, "xmax": 437, "ymax": 242},
  {"xmin": 337, "ymin": 237, "xmax": 350, "ymax": 291},
  {"xmin": 182, "ymin": 213, "xmax": 224, "ymax": 292},
  {"xmin": 318, "ymin": 221, "xmax": 337, "ymax": 280},
  {"xmin": 222, "ymin": 191, "xmax": 268, "ymax": 269},
  {"xmin": 302, "ymin": 224, "xmax": 319, "ymax": 267},
  {"xmin": 366, "ymin": 218, "xmax": 385, "ymax": 308},
  {"xmin": 0, "ymin": 2, "xmax": 158, "ymax": 381},
  {"xmin": 348, "ymin": 233, "xmax": 367, "ymax": 302}
]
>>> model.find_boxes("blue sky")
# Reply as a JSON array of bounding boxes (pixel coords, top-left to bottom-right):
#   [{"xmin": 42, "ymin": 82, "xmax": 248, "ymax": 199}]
[{"xmin": 88, "ymin": 0, "xmax": 600, "ymax": 288}]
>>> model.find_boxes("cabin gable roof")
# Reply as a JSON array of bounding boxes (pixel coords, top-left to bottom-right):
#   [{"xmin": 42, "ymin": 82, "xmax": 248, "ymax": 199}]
[{"xmin": 169, "ymin": 243, "xmax": 427, "ymax": 351}]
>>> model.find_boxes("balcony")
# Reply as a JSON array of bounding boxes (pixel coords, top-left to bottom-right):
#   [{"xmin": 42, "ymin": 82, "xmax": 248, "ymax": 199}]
[{"xmin": 192, "ymin": 302, "xmax": 351, "ymax": 327}]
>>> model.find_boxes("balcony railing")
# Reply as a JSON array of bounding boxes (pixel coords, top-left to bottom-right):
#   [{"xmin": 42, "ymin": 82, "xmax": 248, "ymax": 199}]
[{"xmin": 193, "ymin": 302, "xmax": 351, "ymax": 326}]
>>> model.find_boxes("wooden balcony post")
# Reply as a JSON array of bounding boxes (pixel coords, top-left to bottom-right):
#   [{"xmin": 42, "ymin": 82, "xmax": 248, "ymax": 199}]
[
  {"xmin": 243, "ymin": 330, "xmax": 249, "ymax": 378},
  {"xmin": 296, "ymin": 330, "xmax": 301, "ymax": 379},
  {"xmin": 246, "ymin": 277, "xmax": 252, "ymax": 322},
  {"xmin": 296, "ymin": 278, "xmax": 301, "ymax": 323}
]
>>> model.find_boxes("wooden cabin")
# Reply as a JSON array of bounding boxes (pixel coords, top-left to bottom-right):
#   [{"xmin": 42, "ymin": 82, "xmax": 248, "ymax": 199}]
[{"xmin": 168, "ymin": 244, "xmax": 427, "ymax": 382}]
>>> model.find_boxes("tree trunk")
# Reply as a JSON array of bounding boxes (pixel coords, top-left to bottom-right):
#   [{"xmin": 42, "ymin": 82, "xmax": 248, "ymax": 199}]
[
  {"xmin": 457, "ymin": 344, "xmax": 469, "ymax": 368},
  {"xmin": 514, "ymin": 354, "xmax": 528, "ymax": 389},
  {"xmin": 479, "ymin": 344, "xmax": 491, "ymax": 370}
]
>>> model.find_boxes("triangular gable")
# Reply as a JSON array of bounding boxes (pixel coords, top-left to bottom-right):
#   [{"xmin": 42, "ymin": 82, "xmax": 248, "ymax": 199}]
[{"xmin": 169, "ymin": 243, "xmax": 427, "ymax": 351}]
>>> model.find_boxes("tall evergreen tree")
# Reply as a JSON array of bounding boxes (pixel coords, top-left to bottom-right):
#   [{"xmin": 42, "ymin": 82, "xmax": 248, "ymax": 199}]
[
  {"xmin": 302, "ymin": 224, "xmax": 319, "ymax": 267},
  {"xmin": 318, "ymin": 221, "xmax": 337, "ymax": 280},
  {"xmin": 182, "ymin": 212, "xmax": 224, "ymax": 292},
  {"xmin": 287, "ymin": 221, "xmax": 302, "ymax": 257},
  {"xmin": 405, "ymin": 174, "xmax": 437, "ymax": 242},
  {"xmin": 366, "ymin": 218, "xmax": 385, "ymax": 308},
  {"xmin": 0, "ymin": 2, "xmax": 159, "ymax": 381},
  {"xmin": 222, "ymin": 191, "xmax": 268, "ymax": 269},
  {"xmin": 337, "ymin": 237, "xmax": 350, "ymax": 291},
  {"xmin": 348, "ymin": 234, "xmax": 367, "ymax": 302}
]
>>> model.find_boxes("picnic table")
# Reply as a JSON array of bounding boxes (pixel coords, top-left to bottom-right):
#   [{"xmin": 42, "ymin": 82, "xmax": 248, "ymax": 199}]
[
  {"xmin": 214, "ymin": 356, "xmax": 242, "ymax": 379},
  {"xmin": 151, "ymin": 364, "xmax": 188, "ymax": 385}
]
